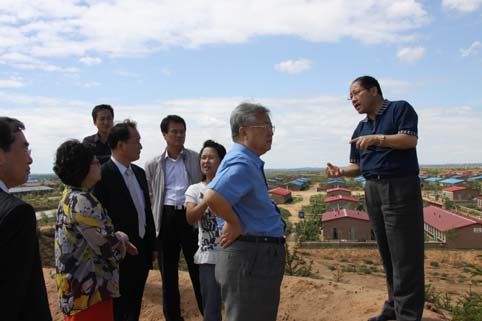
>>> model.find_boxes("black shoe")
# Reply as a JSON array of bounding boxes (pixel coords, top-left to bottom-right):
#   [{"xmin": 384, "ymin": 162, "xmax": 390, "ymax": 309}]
[{"xmin": 367, "ymin": 313, "xmax": 396, "ymax": 321}]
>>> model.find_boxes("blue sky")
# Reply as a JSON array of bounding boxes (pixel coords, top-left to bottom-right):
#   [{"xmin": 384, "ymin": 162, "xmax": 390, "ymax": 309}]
[{"xmin": 1, "ymin": 0, "xmax": 481, "ymax": 173}]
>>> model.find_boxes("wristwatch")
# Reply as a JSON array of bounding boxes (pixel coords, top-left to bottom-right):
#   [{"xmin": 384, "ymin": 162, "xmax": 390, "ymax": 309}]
[{"xmin": 378, "ymin": 134, "xmax": 386, "ymax": 144}]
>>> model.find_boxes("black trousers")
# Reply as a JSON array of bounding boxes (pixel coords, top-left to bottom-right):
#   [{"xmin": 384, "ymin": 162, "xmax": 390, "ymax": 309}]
[
  {"xmin": 158, "ymin": 206, "xmax": 203, "ymax": 321},
  {"xmin": 114, "ymin": 238, "xmax": 150, "ymax": 321},
  {"xmin": 365, "ymin": 175, "xmax": 425, "ymax": 321}
]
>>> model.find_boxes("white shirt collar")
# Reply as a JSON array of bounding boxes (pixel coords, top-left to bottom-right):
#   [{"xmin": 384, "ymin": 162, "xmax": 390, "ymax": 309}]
[
  {"xmin": 164, "ymin": 148, "xmax": 184, "ymax": 161},
  {"xmin": 0, "ymin": 179, "xmax": 8, "ymax": 193},
  {"xmin": 111, "ymin": 156, "xmax": 130, "ymax": 175}
]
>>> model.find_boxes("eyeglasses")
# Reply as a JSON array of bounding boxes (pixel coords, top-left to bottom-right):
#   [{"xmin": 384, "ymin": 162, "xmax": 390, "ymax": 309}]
[
  {"xmin": 245, "ymin": 124, "xmax": 275, "ymax": 132},
  {"xmin": 347, "ymin": 89, "xmax": 366, "ymax": 101}
]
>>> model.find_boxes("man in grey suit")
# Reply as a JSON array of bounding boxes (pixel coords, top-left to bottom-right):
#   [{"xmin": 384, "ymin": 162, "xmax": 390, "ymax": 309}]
[
  {"xmin": 0, "ymin": 117, "xmax": 52, "ymax": 321},
  {"xmin": 145, "ymin": 115, "xmax": 203, "ymax": 321}
]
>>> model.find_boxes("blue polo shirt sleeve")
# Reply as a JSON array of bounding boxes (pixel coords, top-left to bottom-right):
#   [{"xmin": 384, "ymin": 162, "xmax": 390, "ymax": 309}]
[
  {"xmin": 396, "ymin": 101, "xmax": 418, "ymax": 137},
  {"xmin": 349, "ymin": 126, "xmax": 361, "ymax": 164},
  {"xmin": 208, "ymin": 161, "xmax": 252, "ymax": 206}
]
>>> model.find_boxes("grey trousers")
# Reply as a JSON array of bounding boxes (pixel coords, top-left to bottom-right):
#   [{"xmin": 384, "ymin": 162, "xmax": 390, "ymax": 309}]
[
  {"xmin": 215, "ymin": 240, "xmax": 285, "ymax": 321},
  {"xmin": 199, "ymin": 264, "xmax": 222, "ymax": 321},
  {"xmin": 365, "ymin": 175, "xmax": 425, "ymax": 321}
]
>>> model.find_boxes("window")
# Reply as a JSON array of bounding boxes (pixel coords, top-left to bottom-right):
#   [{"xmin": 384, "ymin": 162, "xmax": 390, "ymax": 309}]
[
  {"xmin": 332, "ymin": 227, "xmax": 338, "ymax": 240},
  {"xmin": 474, "ymin": 227, "xmax": 482, "ymax": 233}
]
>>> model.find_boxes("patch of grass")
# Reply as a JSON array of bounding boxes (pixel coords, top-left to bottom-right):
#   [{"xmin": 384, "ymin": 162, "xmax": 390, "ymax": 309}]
[
  {"xmin": 285, "ymin": 244, "xmax": 313, "ymax": 277},
  {"xmin": 333, "ymin": 267, "xmax": 344, "ymax": 282},
  {"xmin": 343, "ymin": 265, "xmax": 356, "ymax": 273},
  {"xmin": 430, "ymin": 261, "xmax": 440, "ymax": 268},
  {"xmin": 452, "ymin": 291, "xmax": 482, "ymax": 321},
  {"xmin": 359, "ymin": 265, "xmax": 373, "ymax": 274},
  {"xmin": 323, "ymin": 255, "xmax": 333, "ymax": 260}
]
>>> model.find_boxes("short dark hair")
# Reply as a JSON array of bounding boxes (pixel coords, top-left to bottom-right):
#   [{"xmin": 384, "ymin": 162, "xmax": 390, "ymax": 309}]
[
  {"xmin": 160, "ymin": 115, "xmax": 186, "ymax": 134},
  {"xmin": 0, "ymin": 117, "xmax": 25, "ymax": 151},
  {"xmin": 53, "ymin": 140, "xmax": 94, "ymax": 187},
  {"xmin": 199, "ymin": 140, "xmax": 227, "ymax": 180},
  {"xmin": 107, "ymin": 119, "xmax": 137, "ymax": 150},
  {"xmin": 352, "ymin": 76, "xmax": 383, "ymax": 98},
  {"xmin": 92, "ymin": 104, "xmax": 114, "ymax": 122}
]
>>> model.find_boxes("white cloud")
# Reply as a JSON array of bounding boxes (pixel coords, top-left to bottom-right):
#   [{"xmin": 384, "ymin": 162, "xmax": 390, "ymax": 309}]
[
  {"xmin": 0, "ymin": 77, "xmax": 24, "ymax": 88},
  {"xmin": 2, "ymin": 94, "xmax": 481, "ymax": 173},
  {"xmin": 116, "ymin": 71, "xmax": 140, "ymax": 78},
  {"xmin": 397, "ymin": 46, "xmax": 426, "ymax": 62},
  {"xmin": 0, "ymin": 52, "xmax": 79, "ymax": 72},
  {"xmin": 460, "ymin": 41, "xmax": 482, "ymax": 57},
  {"xmin": 79, "ymin": 56, "xmax": 102, "ymax": 65},
  {"xmin": 275, "ymin": 59, "xmax": 312, "ymax": 74},
  {"xmin": 82, "ymin": 81, "xmax": 101, "ymax": 88},
  {"xmin": 379, "ymin": 78, "xmax": 415, "ymax": 97},
  {"xmin": 0, "ymin": 0, "xmax": 429, "ymax": 59},
  {"xmin": 0, "ymin": 91, "xmax": 86, "ymax": 107},
  {"xmin": 442, "ymin": 0, "xmax": 482, "ymax": 12}
]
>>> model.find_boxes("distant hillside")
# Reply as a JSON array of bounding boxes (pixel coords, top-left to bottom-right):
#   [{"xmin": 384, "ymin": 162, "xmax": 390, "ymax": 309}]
[
  {"xmin": 33, "ymin": 163, "xmax": 482, "ymax": 176},
  {"xmin": 265, "ymin": 163, "xmax": 482, "ymax": 174}
]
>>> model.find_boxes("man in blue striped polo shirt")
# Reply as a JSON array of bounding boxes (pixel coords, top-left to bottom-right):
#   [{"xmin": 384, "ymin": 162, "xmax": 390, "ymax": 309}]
[
  {"xmin": 205, "ymin": 102, "xmax": 285, "ymax": 321},
  {"xmin": 326, "ymin": 76, "xmax": 425, "ymax": 321}
]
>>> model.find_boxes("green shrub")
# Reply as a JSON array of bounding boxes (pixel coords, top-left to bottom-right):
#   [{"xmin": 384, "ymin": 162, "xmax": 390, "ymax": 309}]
[
  {"xmin": 285, "ymin": 244, "xmax": 313, "ymax": 277},
  {"xmin": 295, "ymin": 216, "xmax": 321, "ymax": 242},
  {"xmin": 452, "ymin": 292, "xmax": 482, "ymax": 321}
]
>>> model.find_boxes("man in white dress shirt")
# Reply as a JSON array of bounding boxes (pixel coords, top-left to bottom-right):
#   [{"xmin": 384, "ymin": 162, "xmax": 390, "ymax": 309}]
[
  {"xmin": 145, "ymin": 115, "xmax": 203, "ymax": 321},
  {"xmin": 94, "ymin": 119, "xmax": 157, "ymax": 321}
]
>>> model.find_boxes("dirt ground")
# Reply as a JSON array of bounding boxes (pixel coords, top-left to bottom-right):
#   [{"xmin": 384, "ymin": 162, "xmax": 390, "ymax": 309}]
[
  {"xmin": 43, "ymin": 266, "xmax": 449, "ymax": 321},
  {"xmin": 43, "ymin": 246, "xmax": 481, "ymax": 321}
]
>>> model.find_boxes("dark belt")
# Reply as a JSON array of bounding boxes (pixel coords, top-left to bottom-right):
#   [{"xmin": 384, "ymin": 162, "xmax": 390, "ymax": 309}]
[
  {"xmin": 163, "ymin": 205, "xmax": 185, "ymax": 211},
  {"xmin": 238, "ymin": 235, "xmax": 285, "ymax": 244},
  {"xmin": 364, "ymin": 175, "xmax": 393, "ymax": 181},
  {"xmin": 363, "ymin": 174, "xmax": 415, "ymax": 181}
]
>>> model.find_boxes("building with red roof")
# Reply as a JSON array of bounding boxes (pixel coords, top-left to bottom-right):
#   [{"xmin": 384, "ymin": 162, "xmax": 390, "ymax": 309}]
[
  {"xmin": 268, "ymin": 187, "xmax": 292, "ymax": 204},
  {"xmin": 321, "ymin": 209, "xmax": 373, "ymax": 241},
  {"xmin": 442, "ymin": 186, "xmax": 479, "ymax": 201},
  {"xmin": 326, "ymin": 187, "xmax": 352, "ymax": 198},
  {"xmin": 423, "ymin": 206, "xmax": 482, "ymax": 249},
  {"xmin": 324, "ymin": 194, "xmax": 359, "ymax": 211}
]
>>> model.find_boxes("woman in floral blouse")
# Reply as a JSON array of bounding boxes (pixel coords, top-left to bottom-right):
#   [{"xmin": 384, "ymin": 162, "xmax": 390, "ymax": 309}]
[{"xmin": 53, "ymin": 140, "xmax": 137, "ymax": 321}]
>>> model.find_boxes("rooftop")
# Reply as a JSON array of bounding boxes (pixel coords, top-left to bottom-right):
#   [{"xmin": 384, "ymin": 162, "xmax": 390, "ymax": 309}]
[
  {"xmin": 442, "ymin": 186, "xmax": 466, "ymax": 192},
  {"xmin": 423, "ymin": 206, "xmax": 482, "ymax": 232},
  {"xmin": 322, "ymin": 209, "xmax": 369, "ymax": 222},
  {"xmin": 324, "ymin": 195, "xmax": 358, "ymax": 203},
  {"xmin": 269, "ymin": 187, "xmax": 292, "ymax": 197},
  {"xmin": 326, "ymin": 187, "xmax": 352, "ymax": 193}
]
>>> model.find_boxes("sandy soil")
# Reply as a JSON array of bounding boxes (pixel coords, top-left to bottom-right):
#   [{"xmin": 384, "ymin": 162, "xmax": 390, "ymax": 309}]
[{"xmin": 43, "ymin": 253, "xmax": 457, "ymax": 321}]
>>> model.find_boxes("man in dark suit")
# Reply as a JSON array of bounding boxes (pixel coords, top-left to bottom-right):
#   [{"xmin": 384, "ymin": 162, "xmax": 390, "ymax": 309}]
[
  {"xmin": 0, "ymin": 117, "xmax": 52, "ymax": 321},
  {"xmin": 94, "ymin": 119, "xmax": 157, "ymax": 321}
]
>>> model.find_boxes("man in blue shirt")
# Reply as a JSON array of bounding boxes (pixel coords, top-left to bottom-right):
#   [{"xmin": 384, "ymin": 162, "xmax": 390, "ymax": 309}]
[
  {"xmin": 205, "ymin": 103, "xmax": 285, "ymax": 321},
  {"xmin": 326, "ymin": 76, "xmax": 424, "ymax": 321}
]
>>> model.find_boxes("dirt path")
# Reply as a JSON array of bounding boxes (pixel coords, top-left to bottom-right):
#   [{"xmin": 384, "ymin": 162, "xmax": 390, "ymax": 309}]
[{"xmin": 278, "ymin": 185, "xmax": 322, "ymax": 224}]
